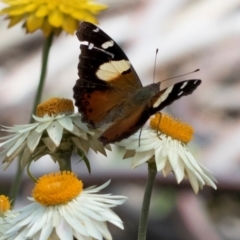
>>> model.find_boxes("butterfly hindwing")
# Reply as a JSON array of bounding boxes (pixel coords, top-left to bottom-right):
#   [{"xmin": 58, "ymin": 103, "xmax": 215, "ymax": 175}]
[{"xmin": 99, "ymin": 104, "xmax": 147, "ymax": 145}]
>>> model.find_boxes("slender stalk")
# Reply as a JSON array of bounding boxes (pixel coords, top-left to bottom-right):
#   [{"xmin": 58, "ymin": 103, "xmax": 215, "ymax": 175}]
[
  {"xmin": 30, "ymin": 33, "xmax": 54, "ymax": 123},
  {"xmin": 27, "ymin": 159, "xmax": 37, "ymax": 183},
  {"xmin": 9, "ymin": 34, "xmax": 54, "ymax": 202},
  {"xmin": 53, "ymin": 151, "xmax": 72, "ymax": 171},
  {"xmin": 138, "ymin": 162, "xmax": 157, "ymax": 240}
]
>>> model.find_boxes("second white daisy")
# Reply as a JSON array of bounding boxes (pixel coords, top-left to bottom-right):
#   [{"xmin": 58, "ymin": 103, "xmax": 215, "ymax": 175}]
[{"xmin": 118, "ymin": 113, "xmax": 217, "ymax": 194}]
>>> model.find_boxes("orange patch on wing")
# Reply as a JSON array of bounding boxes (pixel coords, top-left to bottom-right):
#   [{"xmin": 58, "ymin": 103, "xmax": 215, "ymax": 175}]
[
  {"xmin": 81, "ymin": 90, "xmax": 124, "ymax": 127},
  {"xmin": 99, "ymin": 105, "xmax": 146, "ymax": 145}
]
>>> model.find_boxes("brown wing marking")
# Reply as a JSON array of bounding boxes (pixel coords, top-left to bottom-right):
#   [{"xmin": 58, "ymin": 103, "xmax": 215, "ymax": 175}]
[
  {"xmin": 74, "ymin": 71, "xmax": 142, "ymax": 128},
  {"xmin": 79, "ymin": 89, "xmax": 126, "ymax": 128},
  {"xmin": 98, "ymin": 105, "xmax": 147, "ymax": 145}
]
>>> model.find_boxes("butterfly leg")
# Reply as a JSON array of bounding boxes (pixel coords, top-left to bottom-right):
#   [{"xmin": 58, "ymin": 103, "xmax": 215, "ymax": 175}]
[
  {"xmin": 138, "ymin": 127, "xmax": 143, "ymax": 147},
  {"xmin": 156, "ymin": 113, "xmax": 163, "ymax": 140}
]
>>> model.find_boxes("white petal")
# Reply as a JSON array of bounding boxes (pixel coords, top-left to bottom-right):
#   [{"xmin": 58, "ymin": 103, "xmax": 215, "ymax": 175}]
[
  {"xmin": 178, "ymin": 147, "xmax": 205, "ymax": 185},
  {"xmin": 72, "ymin": 117, "xmax": 89, "ymax": 132},
  {"xmin": 27, "ymin": 130, "xmax": 43, "ymax": 152},
  {"xmin": 94, "ymin": 220, "xmax": 112, "ymax": 240},
  {"xmin": 7, "ymin": 132, "xmax": 29, "ymax": 157},
  {"xmin": 185, "ymin": 150, "xmax": 206, "ymax": 174},
  {"xmin": 17, "ymin": 123, "xmax": 39, "ymax": 133},
  {"xmin": 58, "ymin": 117, "xmax": 74, "ymax": 132},
  {"xmin": 56, "ymin": 219, "xmax": 73, "ymax": 240},
  {"xmin": 198, "ymin": 163, "xmax": 217, "ymax": 189},
  {"xmin": 156, "ymin": 156, "xmax": 168, "ymax": 172},
  {"xmin": 35, "ymin": 121, "xmax": 52, "ymax": 133},
  {"xmin": 60, "ymin": 208, "xmax": 89, "ymax": 236},
  {"xmin": 162, "ymin": 160, "xmax": 172, "ymax": 177},
  {"xmin": 84, "ymin": 180, "xmax": 111, "ymax": 192},
  {"xmin": 168, "ymin": 149, "xmax": 184, "ymax": 183},
  {"xmin": 32, "ymin": 114, "xmax": 55, "ymax": 122},
  {"xmin": 39, "ymin": 223, "xmax": 53, "ymax": 240},
  {"xmin": 154, "ymin": 146, "xmax": 167, "ymax": 171},
  {"xmin": 135, "ymin": 140, "xmax": 158, "ymax": 152},
  {"xmin": 186, "ymin": 169, "xmax": 199, "ymax": 194},
  {"xmin": 1, "ymin": 123, "xmax": 38, "ymax": 133},
  {"xmin": 161, "ymin": 144, "xmax": 170, "ymax": 158},
  {"xmin": 0, "ymin": 133, "xmax": 22, "ymax": 148},
  {"xmin": 132, "ymin": 151, "xmax": 153, "ymax": 168},
  {"xmin": 47, "ymin": 121, "xmax": 63, "ymax": 147}
]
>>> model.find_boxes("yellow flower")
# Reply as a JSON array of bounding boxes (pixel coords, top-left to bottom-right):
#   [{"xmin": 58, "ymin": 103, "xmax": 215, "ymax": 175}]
[{"xmin": 0, "ymin": 0, "xmax": 108, "ymax": 36}]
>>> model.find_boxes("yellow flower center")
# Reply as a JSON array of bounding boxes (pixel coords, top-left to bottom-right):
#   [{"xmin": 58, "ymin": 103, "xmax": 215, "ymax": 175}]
[
  {"xmin": 150, "ymin": 113, "xmax": 194, "ymax": 143},
  {"xmin": 0, "ymin": 195, "xmax": 11, "ymax": 214},
  {"xmin": 36, "ymin": 98, "xmax": 74, "ymax": 117},
  {"xmin": 32, "ymin": 171, "xmax": 83, "ymax": 206}
]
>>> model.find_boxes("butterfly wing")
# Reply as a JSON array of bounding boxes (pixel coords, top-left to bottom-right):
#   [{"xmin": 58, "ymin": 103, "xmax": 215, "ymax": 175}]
[
  {"xmin": 99, "ymin": 104, "xmax": 148, "ymax": 145},
  {"xmin": 73, "ymin": 22, "xmax": 142, "ymax": 128},
  {"xmin": 99, "ymin": 79, "xmax": 201, "ymax": 145},
  {"xmin": 149, "ymin": 79, "xmax": 201, "ymax": 114}
]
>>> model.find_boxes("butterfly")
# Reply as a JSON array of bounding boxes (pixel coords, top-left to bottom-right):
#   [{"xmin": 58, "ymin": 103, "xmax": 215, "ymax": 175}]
[{"xmin": 73, "ymin": 22, "xmax": 201, "ymax": 145}]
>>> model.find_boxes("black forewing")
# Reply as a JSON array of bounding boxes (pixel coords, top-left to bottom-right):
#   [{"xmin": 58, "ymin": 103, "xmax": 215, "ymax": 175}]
[{"xmin": 75, "ymin": 22, "xmax": 142, "ymax": 90}]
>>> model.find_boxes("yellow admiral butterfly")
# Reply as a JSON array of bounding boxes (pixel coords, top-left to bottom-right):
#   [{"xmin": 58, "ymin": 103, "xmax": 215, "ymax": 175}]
[{"xmin": 73, "ymin": 22, "xmax": 201, "ymax": 145}]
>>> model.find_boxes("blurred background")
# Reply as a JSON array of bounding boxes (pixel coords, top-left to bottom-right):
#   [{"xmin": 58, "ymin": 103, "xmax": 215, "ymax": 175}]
[{"xmin": 1, "ymin": 0, "xmax": 240, "ymax": 239}]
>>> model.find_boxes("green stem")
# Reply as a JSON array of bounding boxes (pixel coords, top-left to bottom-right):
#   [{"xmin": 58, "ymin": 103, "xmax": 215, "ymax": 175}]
[
  {"xmin": 52, "ymin": 151, "xmax": 72, "ymax": 171},
  {"xmin": 9, "ymin": 34, "xmax": 54, "ymax": 202},
  {"xmin": 27, "ymin": 158, "xmax": 37, "ymax": 183},
  {"xmin": 138, "ymin": 162, "xmax": 157, "ymax": 240},
  {"xmin": 30, "ymin": 33, "xmax": 54, "ymax": 123}
]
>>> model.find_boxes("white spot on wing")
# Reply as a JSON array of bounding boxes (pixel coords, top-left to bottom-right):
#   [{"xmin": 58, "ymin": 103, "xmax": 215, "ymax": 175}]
[
  {"xmin": 93, "ymin": 28, "xmax": 99, "ymax": 32},
  {"xmin": 96, "ymin": 60, "xmax": 130, "ymax": 81},
  {"xmin": 88, "ymin": 43, "xmax": 94, "ymax": 50},
  {"xmin": 178, "ymin": 91, "xmax": 183, "ymax": 96},
  {"xmin": 102, "ymin": 40, "xmax": 114, "ymax": 49},
  {"xmin": 111, "ymin": 60, "xmax": 130, "ymax": 73},
  {"xmin": 153, "ymin": 86, "xmax": 173, "ymax": 108},
  {"xmin": 180, "ymin": 82, "xmax": 188, "ymax": 89}
]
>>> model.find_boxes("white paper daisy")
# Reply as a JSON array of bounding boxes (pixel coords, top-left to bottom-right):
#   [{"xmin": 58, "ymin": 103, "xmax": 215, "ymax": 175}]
[
  {"xmin": 2, "ymin": 171, "xmax": 127, "ymax": 240},
  {"xmin": 118, "ymin": 113, "xmax": 217, "ymax": 194},
  {"xmin": 0, "ymin": 98, "xmax": 110, "ymax": 170}
]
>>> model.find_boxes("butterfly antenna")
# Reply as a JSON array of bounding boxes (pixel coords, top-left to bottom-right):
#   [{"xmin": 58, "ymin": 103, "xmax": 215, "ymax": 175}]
[
  {"xmin": 161, "ymin": 69, "xmax": 200, "ymax": 83},
  {"xmin": 153, "ymin": 49, "xmax": 159, "ymax": 83}
]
